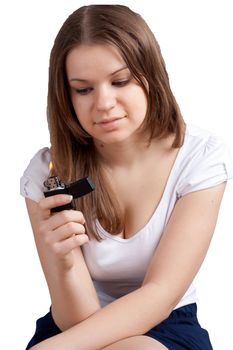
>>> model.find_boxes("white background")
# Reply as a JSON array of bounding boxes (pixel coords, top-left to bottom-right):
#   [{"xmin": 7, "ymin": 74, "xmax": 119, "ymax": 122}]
[{"xmin": 1, "ymin": 0, "xmax": 232, "ymax": 348}]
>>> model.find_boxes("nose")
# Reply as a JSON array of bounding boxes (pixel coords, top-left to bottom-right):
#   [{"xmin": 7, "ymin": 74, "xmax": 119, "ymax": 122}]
[{"xmin": 95, "ymin": 85, "xmax": 116, "ymax": 112}]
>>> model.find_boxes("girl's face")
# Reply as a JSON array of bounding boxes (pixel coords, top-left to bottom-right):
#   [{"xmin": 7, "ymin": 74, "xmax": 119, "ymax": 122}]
[{"xmin": 66, "ymin": 44, "xmax": 148, "ymax": 145}]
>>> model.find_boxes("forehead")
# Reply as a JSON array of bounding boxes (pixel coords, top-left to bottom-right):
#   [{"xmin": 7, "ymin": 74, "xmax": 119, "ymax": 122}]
[{"xmin": 66, "ymin": 44, "xmax": 126, "ymax": 79}]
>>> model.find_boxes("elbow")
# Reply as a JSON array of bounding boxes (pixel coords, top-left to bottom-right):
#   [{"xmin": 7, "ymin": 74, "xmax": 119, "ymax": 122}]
[
  {"xmin": 139, "ymin": 282, "xmax": 179, "ymax": 332},
  {"xmin": 55, "ymin": 301, "xmax": 102, "ymax": 331}
]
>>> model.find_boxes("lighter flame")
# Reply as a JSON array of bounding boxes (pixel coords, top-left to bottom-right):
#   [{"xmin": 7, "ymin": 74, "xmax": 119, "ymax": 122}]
[{"xmin": 49, "ymin": 161, "xmax": 53, "ymax": 175}]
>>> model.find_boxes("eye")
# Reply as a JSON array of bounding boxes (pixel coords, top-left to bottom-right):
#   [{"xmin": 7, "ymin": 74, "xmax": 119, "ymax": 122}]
[
  {"xmin": 112, "ymin": 79, "xmax": 131, "ymax": 87},
  {"xmin": 75, "ymin": 87, "xmax": 93, "ymax": 95}
]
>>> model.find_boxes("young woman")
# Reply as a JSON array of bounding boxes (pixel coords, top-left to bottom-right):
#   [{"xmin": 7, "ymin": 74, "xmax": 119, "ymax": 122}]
[{"xmin": 20, "ymin": 5, "xmax": 233, "ymax": 350}]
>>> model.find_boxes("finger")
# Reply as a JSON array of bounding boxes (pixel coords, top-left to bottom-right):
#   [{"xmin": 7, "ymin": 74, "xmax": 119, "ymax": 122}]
[
  {"xmin": 38, "ymin": 194, "xmax": 73, "ymax": 217},
  {"xmin": 53, "ymin": 234, "xmax": 89, "ymax": 256},
  {"xmin": 46, "ymin": 210, "xmax": 85, "ymax": 231},
  {"xmin": 49, "ymin": 222, "xmax": 86, "ymax": 243}
]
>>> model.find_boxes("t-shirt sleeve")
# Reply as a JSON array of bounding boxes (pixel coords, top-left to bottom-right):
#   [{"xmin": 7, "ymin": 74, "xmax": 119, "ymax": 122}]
[
  {"xmin": 177, "ymin": 134, "xmax": 233, "ymax": 197},
  {"xmin": 20, "ymin": 147, "xmax": 51, "ymax": 202}
]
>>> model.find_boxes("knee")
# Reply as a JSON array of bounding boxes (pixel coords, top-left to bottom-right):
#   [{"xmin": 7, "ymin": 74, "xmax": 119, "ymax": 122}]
[{"xmin": 102, "ymin": 335, "xmax": 168, "ymax": 349}]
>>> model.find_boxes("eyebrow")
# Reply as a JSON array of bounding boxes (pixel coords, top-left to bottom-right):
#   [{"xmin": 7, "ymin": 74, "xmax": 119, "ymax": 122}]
[{"xmin": 69, "ymin": 66, "xmax": 128, "ymax": 82}]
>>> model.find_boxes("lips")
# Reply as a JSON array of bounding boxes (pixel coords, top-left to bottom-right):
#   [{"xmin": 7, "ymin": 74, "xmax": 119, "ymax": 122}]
[
  {"xmin": 95, "ymin": 116, "xmax": 125, "ymax": 125},
  {"xmin": 94, "ymin": 116, "xmax": 126, "ymax": 130}
]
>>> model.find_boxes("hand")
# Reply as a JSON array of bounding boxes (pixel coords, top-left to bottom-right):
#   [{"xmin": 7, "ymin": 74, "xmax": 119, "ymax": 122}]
[{"xmin": 37, "ymin": 194, "xmax": 89, "ymax": 271}]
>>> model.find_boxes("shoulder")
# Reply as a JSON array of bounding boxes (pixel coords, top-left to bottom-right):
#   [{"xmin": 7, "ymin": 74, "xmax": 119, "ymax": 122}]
[
  {"xmin": 185, "ymin": 123, "xmax": 225, "ymax": 150},
  {"xmin": 20, "ymin": 147, "xmax": 51, "ymax": 202},
  {"xmin": 183, "ymin": 123, "xmax": 232, "ymax": 164},
  {"xmin": 176, "ymin": 124, "xmax": 233, "ymax": 197}
]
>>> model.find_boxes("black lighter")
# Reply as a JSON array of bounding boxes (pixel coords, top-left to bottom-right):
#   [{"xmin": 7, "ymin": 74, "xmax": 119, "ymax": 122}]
[{"xmin": 43, "ymin": 162, "xmax": 95, "ymax": 213}]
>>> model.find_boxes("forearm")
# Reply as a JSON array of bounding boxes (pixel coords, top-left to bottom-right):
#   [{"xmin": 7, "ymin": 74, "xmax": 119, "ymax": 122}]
[
  {"xmin": 45, "ymin": 247, "xmax": 101, "ymax": 330},
  {"xmin": 31, "ymin": 282, "xmax": 173, "ymax": 350},
  {"xmin": 26, "ymin": 198, "xmax": 101, "ymax": 331}
]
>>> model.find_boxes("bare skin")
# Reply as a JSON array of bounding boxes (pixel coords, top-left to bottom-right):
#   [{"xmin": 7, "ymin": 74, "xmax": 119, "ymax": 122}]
[{"xmin": 102, "ymin": 335, "xmax": 168, "ymax": 349}]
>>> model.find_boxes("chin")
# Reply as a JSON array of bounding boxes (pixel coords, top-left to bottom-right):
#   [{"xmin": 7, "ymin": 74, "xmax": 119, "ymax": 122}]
[{"xmin": 94, "ymin": 132, "xmax": 132, "ymax": 145}]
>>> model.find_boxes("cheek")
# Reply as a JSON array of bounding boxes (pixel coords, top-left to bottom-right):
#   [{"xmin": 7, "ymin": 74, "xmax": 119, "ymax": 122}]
[
  {"xmin": 71, "ymin": 95, "xmax": 87, "ymax": 122},
  {"xmin": 127, "ymin": 86, "xmax": 147, "ymax": 116}
]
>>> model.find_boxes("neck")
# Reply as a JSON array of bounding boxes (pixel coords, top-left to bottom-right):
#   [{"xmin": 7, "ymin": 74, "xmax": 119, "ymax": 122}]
[{"xmin": 94, "ymin": 135, "xmax": 153, "ymax": 169}]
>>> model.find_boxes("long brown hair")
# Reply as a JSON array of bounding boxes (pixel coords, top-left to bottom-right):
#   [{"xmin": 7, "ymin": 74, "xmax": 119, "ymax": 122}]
[{"xmin": 47, "ymin": 5, "xmax": 184, "ymax": 240}]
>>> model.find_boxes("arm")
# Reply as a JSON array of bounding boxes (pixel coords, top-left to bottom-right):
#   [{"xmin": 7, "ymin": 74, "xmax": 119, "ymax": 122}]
[
  {"xmin": 30, "ymin": 182, "xmax": 226, "ymax": 350},
  {"xmin": 26, "ymin": 194, "xmax": 101, "ymax": 331}
]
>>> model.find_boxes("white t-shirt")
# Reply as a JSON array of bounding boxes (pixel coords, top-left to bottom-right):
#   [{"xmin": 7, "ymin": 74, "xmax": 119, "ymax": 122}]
[{"xmin": 20, "ymin": 124, "xmax": 233, "ymax": 309}]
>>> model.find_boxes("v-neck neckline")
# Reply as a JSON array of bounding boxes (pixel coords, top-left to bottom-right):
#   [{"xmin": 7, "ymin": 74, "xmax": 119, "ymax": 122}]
[{"xmin": 96, "ymin": 126, "xmax": 188, "ymax": 242}]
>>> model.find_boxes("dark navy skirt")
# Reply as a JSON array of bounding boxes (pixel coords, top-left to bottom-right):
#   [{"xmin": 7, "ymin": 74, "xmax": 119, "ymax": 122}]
[{"xmin": 26, "ymin": 303, "xmax": 213, "ymax": 350}]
